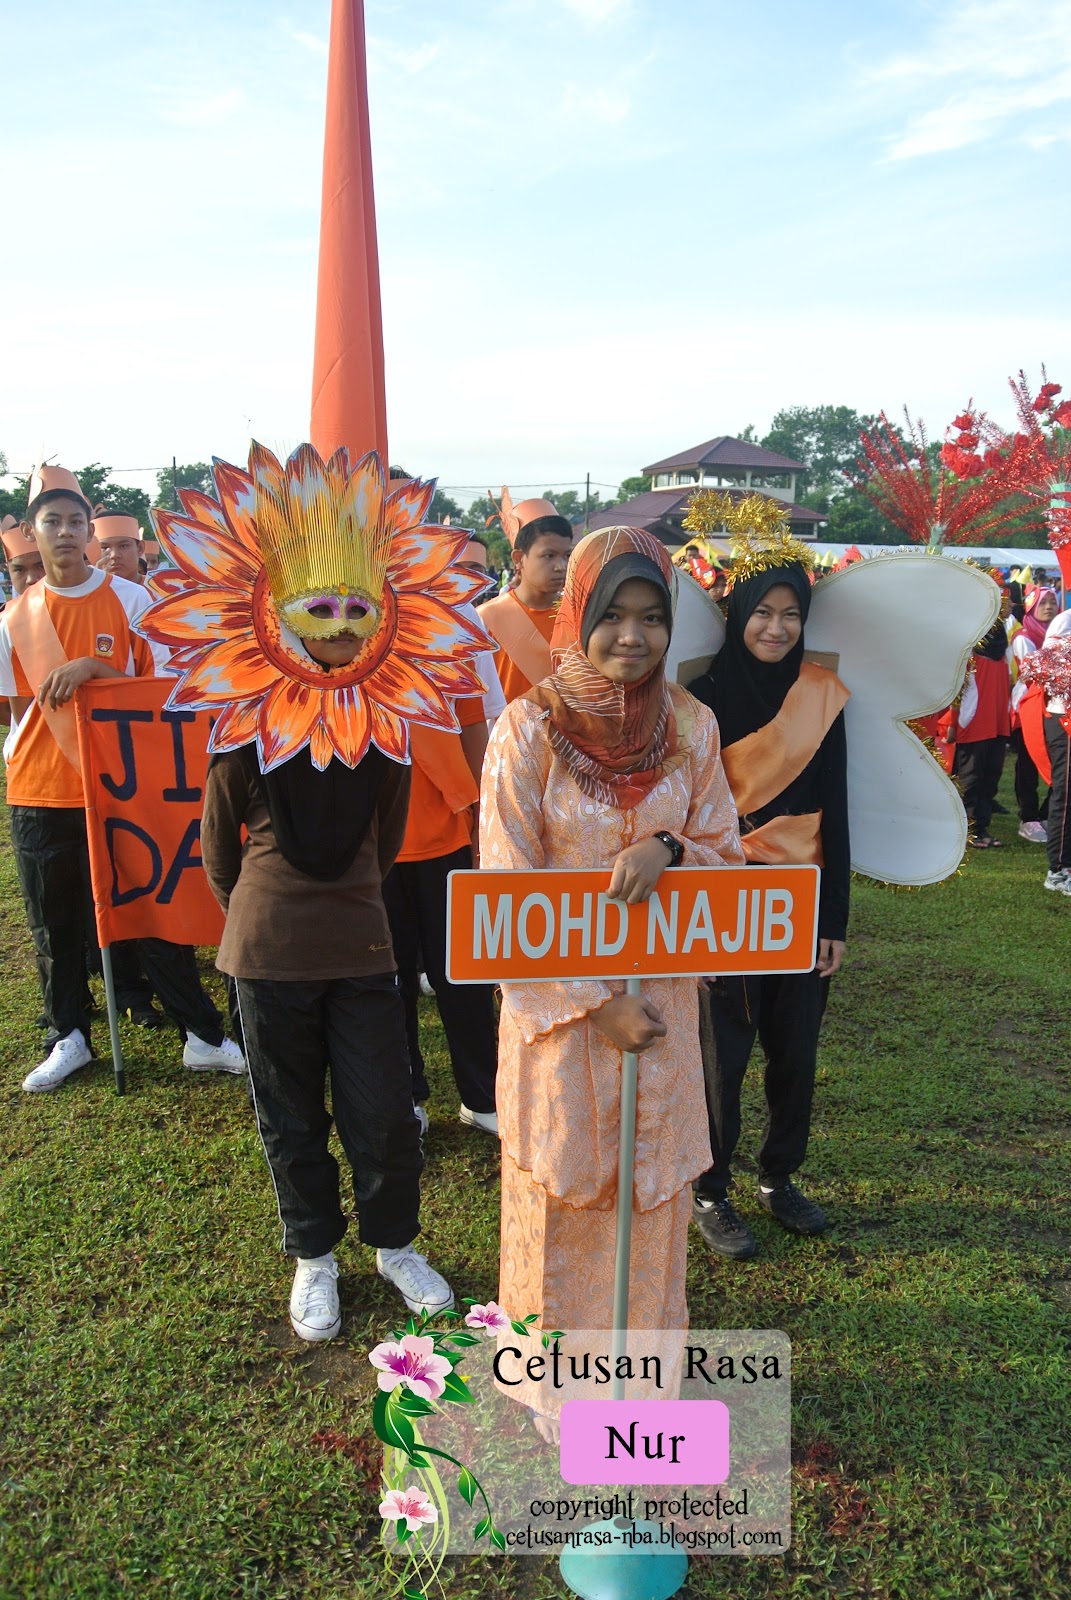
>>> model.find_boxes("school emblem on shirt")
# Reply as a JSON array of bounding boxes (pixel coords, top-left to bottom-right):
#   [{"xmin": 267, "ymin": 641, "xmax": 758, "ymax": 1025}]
[{"xmin": 95, "ymin": 633, "xmax": 115, "ymax": 658}]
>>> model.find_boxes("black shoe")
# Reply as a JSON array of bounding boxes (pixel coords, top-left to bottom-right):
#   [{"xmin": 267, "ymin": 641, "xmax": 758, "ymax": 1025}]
[
  {"xmin": 126, "ymin": 1005, "xmax": 166, "ymax": 1031},
  {"xmin": 692, "ymin": 1195, "xmax": 757, "ymax": 1259},
  {"xmin": 758, "ymin": 1181, "xmax": 828, "ymax": 1235},
  {"xmin": 991, "ymin": 800, "xmax": 1009, "ymax": 814}
]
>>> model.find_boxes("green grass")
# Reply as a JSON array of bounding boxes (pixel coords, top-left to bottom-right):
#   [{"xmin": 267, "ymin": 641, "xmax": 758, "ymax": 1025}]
[{"xmin": 1, "ymin": 771, "xmax": 1069, "ymax": 1599}]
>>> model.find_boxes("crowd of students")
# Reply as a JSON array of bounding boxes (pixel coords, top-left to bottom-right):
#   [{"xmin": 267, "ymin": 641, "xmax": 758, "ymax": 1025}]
[{"xmin": 3, "ymin": 461, "xmax": 1064, "ymax": 1420}]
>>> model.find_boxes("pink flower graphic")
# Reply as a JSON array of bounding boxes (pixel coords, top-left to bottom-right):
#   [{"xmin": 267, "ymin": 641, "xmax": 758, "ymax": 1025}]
[
  {"xmin": 369, "ymin": 1334, "xmax": 453, "ymax": 1400},
  {"xmin": 464, "ymin": 1302, "xmax": 511, "ymax": 1337},
  {"xmin": 379, "ymin": 1486, "xmax": 439, "ymax": 1531}
]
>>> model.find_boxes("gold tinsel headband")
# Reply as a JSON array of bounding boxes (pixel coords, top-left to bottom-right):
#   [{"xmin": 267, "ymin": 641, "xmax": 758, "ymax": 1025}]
[{"xmin": 682, "ymin": 490, "xmax": 817, "ymax": 586}]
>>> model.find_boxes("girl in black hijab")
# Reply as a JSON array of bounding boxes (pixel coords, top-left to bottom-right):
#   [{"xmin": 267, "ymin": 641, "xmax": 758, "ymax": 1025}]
[{"xmin": 686, "ymin": 562, "xmax": 850, "ymax": 1259}]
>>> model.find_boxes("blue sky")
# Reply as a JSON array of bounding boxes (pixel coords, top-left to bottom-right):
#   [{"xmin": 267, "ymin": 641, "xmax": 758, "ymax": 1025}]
[{"xmin": 3, "ymin": 0, "xmax": 1070, "ymax": 506}]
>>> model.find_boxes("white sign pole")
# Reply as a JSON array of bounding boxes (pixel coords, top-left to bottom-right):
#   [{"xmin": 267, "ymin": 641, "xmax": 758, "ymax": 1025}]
[{"xmin": 610, "ymin": 975, "xmax": 641, "ymax": 1402}]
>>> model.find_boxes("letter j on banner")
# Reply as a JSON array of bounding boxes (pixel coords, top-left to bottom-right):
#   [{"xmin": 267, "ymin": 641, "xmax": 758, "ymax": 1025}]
[{"xmin": 75, "ymin": 677, "xmax": 224, "ymax": 948}]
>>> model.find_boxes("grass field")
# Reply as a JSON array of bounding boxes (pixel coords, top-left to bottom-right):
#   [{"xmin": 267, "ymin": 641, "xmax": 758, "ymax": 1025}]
[{"xmin": 1, "ymin": 771, "xmax": 1069, "ymax": 1600}]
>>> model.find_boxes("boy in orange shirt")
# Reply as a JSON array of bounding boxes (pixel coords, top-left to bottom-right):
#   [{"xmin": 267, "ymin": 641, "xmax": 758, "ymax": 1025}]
[
  {"xmin": 0, "ymin": 467, "xmax": 157, "ymax": 1090},
  {"xmin": 478, "ymin": 501, "xmax": 572, "ymax": 704}
]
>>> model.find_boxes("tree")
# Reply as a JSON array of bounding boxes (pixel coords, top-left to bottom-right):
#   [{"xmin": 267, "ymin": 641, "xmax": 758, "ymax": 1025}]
[
  {"xmin": 429, "ymin": 489, "xmax": 464, "ymax": 524},
  {"xmin": 156, "ymin": 462, "xmax": 217, "ymax": 507},
  {"xmin": 762, "ymin": 406, "xmax": 884, "ymax": 501},
  {"xmin": 616, "ymin": 474, "xmax": 651, "ymax": 503},
  {"xmin": 98, "ymin": 483, "xmax": 152, "ymax": 525},
  {"xmin": 542, "ymin": 488, "xmax": 603, "ymax": 524},
  {"xmin": 736, "ymin": 424, "xmax": 758, "ymax": 443},
  {"xmin": 822, "ymin": 492, "xmax": 901, "ymax": 545}
]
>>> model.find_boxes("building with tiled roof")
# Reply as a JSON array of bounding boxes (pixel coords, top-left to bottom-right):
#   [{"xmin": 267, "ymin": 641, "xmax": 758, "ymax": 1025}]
[{"xmin": 590, "ymin": 435, "xmax": 823, "ymax": 546}]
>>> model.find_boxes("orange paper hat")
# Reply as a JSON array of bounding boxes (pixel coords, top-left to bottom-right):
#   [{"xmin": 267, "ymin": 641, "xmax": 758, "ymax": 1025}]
[
  {"xmin": 93, "ymin": 512, "xmax": 142, "ymax": 545},
  {"xmin": 487, "ymin": 487, "xmax": 562, "ymax": 547},
  {"xmin": 2, "ymin": 515, "xmax": 37, "ymax": 562},
  {"xmin": 28, "ymin": 463, "xmax": 92, "ymax": 515},
  {"xmin": 86, "ymin": 535, "xmax": 102, "ymax": 563}
]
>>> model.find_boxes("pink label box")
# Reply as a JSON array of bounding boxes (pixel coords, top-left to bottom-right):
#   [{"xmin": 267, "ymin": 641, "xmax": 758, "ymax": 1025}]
[{"xmin": 559, "ymin": 1399, "xmax": 730, "ymax": 1485}]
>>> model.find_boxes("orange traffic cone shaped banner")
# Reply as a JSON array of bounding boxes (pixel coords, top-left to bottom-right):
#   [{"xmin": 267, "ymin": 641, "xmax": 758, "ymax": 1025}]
[{"xmin": 310, "ymin": 0, "xmax": 388, "ymax": 466}]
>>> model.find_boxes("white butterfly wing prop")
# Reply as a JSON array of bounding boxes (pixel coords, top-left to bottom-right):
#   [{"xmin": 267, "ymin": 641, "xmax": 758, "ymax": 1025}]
[
  {"xmin": 666, "ymin": 567, "xmax": 726, "ymax": 685},
  {"xmin": 805, "ymin": 553, "xmax": 1000, "ymax": 885}
]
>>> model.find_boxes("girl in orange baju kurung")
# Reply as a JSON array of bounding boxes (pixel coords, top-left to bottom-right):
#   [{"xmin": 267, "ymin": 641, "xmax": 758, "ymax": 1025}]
[{"xmin": 479, "ymin": 527, "xmax": 743, "ymax": 1427}]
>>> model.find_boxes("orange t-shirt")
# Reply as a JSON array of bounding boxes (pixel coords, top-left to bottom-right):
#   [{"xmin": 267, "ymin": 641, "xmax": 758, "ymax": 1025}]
[
  {"xmin": 396, "ymin": 695, "xmax": 486, "ymax": 863},
  {"xmin": 491, "ymin": 597, "xmax": 557, "ymax": 704},
  {"xmin": 3, "ymin": 580, "xmax": 154, "ymax": 807}
]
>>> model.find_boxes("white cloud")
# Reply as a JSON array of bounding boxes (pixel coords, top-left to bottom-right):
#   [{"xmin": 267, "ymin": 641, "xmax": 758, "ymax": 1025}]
[
  {"xmin": 280, "ymin": 22, "xmax": 327, "ymax": 57},
  {"xmin": 871, "ymin": 0, "xmax": 1071, "ymax": 160}
]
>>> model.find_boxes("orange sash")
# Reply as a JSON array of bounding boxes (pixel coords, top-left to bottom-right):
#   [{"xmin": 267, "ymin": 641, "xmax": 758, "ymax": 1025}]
[
  {"xmin": 721, "ymin": 662, "xmax": 850, "ymax": 818},
  {"xmin": 740, "ymin": 811, "xmax": 824, "ymax": 866},
  {"xmin": 477, "ymin": 592, "xmax": 553, "ymax": 691},
  {"xmin": 8, "ymin": 584, "xmax": 99, "ymax": 771},
  {"xmin": 409, "ymin": 724, "xmax": 479, "ymax": 813}
]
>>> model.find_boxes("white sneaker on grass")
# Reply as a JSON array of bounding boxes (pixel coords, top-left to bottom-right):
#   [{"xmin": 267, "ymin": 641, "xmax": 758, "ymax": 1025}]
[
  {"xmin": 459, "ymin": 1105, "xmax": 499, "ymax": 1136},
  {"xmin": 413, "ymin": 1103, "xmax": 429, "ymax": 1135},
  {"xmin": 183, "ymin": 1033, "xmax": 246, "ymax": 1073},
  {"xmin": 377, "ymin": 1244, "xmax": 454, "ymax": 1315},
  {"xmin": 22, "ymin": 1029, "xmax": 92, "ymax": 1093},
  {"xmin": 1043, "ymin": 869, "xmax": 1071, "ymax": 895},
  {"xmin": 290, "ymin": 1253, "xmax": 341, "ymax": 1341},
  {"xmin": 1019, "ymin": 821, "xmax": 1048, "ymax": 843}
]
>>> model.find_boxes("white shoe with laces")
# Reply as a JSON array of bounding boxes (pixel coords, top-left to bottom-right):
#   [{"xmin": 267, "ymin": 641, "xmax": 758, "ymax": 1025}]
[
  {"xmin": 414, "ymin": 1103, "xmax": 429, "ymax": 1135},
  {"xmin": 183, "ymin": 1032, "xmax": 246, "ymax": 1073},
  {"xmin": 22, "ymin": 1029, "xmax": 92, "ymax": 1093},
  {"xmin": 1019, "ymin": 821, "xmax": 1048, "ymax": 843},
  {"xmin": 289, "ymin": 1253, "xmax": 341, "ymax": 1341},
  {"xmin": 1043, "ymin": 868, "xmax": 1071, "ymax": 895},
  {"xmin": 377, "ymin": 1244, "xmax": 454, "ymax": 1315}
]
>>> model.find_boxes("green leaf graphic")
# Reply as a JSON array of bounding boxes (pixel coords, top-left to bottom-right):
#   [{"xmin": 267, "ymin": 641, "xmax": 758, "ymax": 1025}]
[
  {"xmin": 441, "ymin": 1371, "xmax": 475, "ymax": 1404},
  {"xmin": 458, "ymin": 1467, "xmax": 478, "ymax": 1506},
  {"xmin": 473, "ymin": 1516, "xmax": 491, "ymax": 1541},
  {"xmin": 490, "ymin": 1527, "xmax": 506, "ymax": 1551},
  {"xmin": 373, "ymin": 1389, "xmax": 417, "ymax": 1454}
]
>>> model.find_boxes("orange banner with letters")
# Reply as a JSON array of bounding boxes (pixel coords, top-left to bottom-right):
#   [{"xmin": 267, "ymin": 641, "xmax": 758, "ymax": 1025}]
[
  {"xmin": 446, "ymin": 866, "xmax": 820, "ymax": 983},
  {"xmin": 75, "ymin": 677, "xmax": 225, "ymax": 948}
]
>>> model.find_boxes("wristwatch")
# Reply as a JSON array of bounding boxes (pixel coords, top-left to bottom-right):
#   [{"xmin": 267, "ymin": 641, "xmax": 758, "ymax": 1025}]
[{"xmin": 653, "ymin": 830, "xmax": 684, "ymax": 867}]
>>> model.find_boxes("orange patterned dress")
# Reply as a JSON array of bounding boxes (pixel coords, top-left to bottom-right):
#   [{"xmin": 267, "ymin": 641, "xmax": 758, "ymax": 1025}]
[{"xmin": 480, "ymin": 691, "xmax": 744, "ymax": 1414}]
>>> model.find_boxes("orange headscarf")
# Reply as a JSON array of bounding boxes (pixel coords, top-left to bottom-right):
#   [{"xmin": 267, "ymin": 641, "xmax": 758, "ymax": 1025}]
[{"xmin": 525, "ymin": 526, "xmax": 684, "ymax": 808}]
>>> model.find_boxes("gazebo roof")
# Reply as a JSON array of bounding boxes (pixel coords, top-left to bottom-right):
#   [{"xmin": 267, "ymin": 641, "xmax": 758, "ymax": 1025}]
[
  {"xmin": 587, "ymin": 487, "xmax": 825, "ymax": 540},
  {"xmin": 643, "ymin": 435, "xmax": 806, "ymax": 475}
]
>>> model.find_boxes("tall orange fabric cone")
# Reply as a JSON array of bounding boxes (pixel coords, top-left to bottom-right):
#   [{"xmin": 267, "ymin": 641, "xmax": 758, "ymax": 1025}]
[{"xmin": 310, "ymin": 0, "xmax": 388, "ymax": 465}]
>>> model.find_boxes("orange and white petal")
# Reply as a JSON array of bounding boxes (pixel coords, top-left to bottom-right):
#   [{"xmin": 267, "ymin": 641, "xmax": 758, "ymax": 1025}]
[
  {"xmin": 323, "ymin": 686, "xmax": 372, "ymax": 767},
  {"xmin": 366, "ymin": 654, "xmax": 455, "ymax": 726},
  {"xmin": 138, "ymin": 587, "xmax": 253, "ymax": 647},
  {"xmin": 170, "ymin": 635, "xmax": 282, "ymax": 705},
  {"xmin": 309, "ymin": 721, "xmax": 335, "ymax": 771},
  {"xmin": 208, "ymin": 696, "xmax": 265, "ymax": 753},
  {"xmin": 387, "ymin": 528, "xmax": 460, "ymax": 591},
  {"xmin": 257, "ymin": 676, "xmax": 324, "ymax": 770},
  {"xmin": 212, "ymin": 460, "xmax": 263, "ymax": 562},
  {"xmin": 369, "ymin": 698, "xmax": 410, "ymax": 762},
  {"xmin": 383, "ymin": 477, "xmax": 435, "ymax": 537},
  {"xmin": 151, "ymin": 512, "xmax": 259, "ymax": 591},
  {"xmin": 392, "ymin": 593, "xmax": 490, "ymax": 661},
  {"xmin": 426, "ymin": 566, "xmax": 491, "ymax": 609}
]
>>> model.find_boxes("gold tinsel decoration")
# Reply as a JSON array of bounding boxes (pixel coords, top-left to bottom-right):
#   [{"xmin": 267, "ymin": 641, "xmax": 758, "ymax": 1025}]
[{"xmin": 683, "ymin": 490, "xmax": 818, "ymax": 585}]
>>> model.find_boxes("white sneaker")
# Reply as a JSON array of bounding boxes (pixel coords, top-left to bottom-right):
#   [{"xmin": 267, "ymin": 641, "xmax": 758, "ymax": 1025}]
[
  {"xmin": 1043, "ymin": 869, "xmax": 1071, "ymax": 896},
  {"xmin": 1019, "ymin": 821, "xmax": 1048, "ymax": 843},
  {"xmin": 459, "ymin": 1104, "xmax": 499, "ymax": 1136},
  {"xmin": 289, "ymin": 1253, "xmax": 341, "ymax": 1341},
  {"xmin": 418, "ymin": 972, "xmax": 435, "ymax": 997},
  {"xmin": 183, "ymin": 1033, "xmax": 246, "ymax": 1073},
  {"xmin": 22, "ymin": 1029, "xmax": 92, "ymax": 1093},
  {"xmin": 377, "ymin": 1244, "xmax": 454, "ymax": 1315},
  {"xmin": 414, "ymin": 1103, "xmax": 429, "ymax": 1135}
]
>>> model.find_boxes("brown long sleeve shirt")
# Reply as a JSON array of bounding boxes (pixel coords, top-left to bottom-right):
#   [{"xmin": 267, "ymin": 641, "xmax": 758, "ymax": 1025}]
[{"xmin": 200, "ymin": 750, "xmax": 411, "ymax": 981}]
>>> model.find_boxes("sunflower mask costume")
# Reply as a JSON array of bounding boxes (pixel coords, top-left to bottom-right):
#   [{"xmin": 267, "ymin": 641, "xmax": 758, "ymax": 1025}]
[{"xmin": 137, "ymin": 442, "xmax": 493, "ymax": 773}]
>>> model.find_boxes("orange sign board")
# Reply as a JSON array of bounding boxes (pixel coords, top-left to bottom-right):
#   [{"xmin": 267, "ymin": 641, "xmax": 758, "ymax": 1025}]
[
  {"xmin": 446, "ymin": 866, "xmax": 820, "ymax": 983},
  {"xmin": 75, "ymin": 676, "xmax": 225, "ymax": 949}
]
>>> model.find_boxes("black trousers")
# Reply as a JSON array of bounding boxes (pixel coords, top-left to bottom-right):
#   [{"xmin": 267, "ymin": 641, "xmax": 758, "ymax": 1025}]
[
  {"xmin": 1045, "ymin": 714, "xmax": 1071, "ymax": 873},
  {"xmin": 235, "ymin": 974, "xmax": 424, "ymax": 1259},
  {"xmin": 1010, "ymin": 727, "xmax": 1049, "ymax": 824},
  {"xmin": 953, "ymin": 737, "xmax": 1006, "ymax": 835},
  {"xmin": 111, "ymin": 939, "xmax": 225, "ymax": 1045},
  {"xmin": 10, "ymin": 806, "xmax": 98, "ymax": 1045},
  {"xmin": 694, "ymin": 969, "xmax": 830, "ymax": 1196},
  {"xmin": 381, "ymin": 847, "xmax": 498, "ymax": 1113}
]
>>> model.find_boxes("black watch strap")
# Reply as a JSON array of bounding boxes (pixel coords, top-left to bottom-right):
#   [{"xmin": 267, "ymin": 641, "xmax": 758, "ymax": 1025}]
[{"xmin": 654, "ymin": 830, "xmax": 684, "ymax": 867}]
